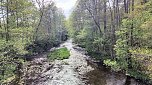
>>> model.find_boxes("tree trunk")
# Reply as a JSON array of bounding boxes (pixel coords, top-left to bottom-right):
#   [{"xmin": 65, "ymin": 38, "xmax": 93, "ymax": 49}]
[
  {"xmin": 6, "ymin": 0, "xmax": 9, "ymax": 41},
  {"xmin": 103, "ymin": 0, "xmax": 107, "ymax": 37},
  {"xmin": 130, "ymin": 0, "xmax": 134, "ymax": 46},
  {"xmin": 124, "ymin": 0, "xmax": 128, "ymax": 13}
]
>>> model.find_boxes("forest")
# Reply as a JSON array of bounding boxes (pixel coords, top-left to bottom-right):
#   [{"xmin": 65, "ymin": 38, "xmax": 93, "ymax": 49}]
[{"xmin": 0, "ymin": 0, "xmax": 152, "ymax": 85}]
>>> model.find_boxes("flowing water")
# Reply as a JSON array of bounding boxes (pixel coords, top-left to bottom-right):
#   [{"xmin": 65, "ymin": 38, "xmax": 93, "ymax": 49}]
[{"xmin": 25, "ymin": 39, "xmax": 146, "ymax": 85}]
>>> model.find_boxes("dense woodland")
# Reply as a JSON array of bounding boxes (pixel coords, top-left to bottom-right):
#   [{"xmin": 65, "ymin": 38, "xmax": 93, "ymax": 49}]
[
  {"xmin": 0, "ymin": 0, "xmax": 67, "ymax": 84},
  {"xmin": 0, "ymin": 0, "xmax": 152, "ymax": 84},
  {"xmin": 67, "ymin": 0, "xmax": 152, "ymax": 84}
]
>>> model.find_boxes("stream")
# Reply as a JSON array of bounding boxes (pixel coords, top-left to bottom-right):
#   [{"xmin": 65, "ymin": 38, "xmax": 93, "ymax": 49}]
[{"xmin": 25, "ymin": 39, "xmax": 146, "ymax": 85}]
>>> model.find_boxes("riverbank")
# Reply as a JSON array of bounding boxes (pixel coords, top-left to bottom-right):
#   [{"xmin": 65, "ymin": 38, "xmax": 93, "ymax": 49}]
[
  {"xmin": 24, "ymin": 39, "xmax": 147, "ymax": 85},
  {"xmin": 24, "ymin": 40, "xmax": 93, "ymax": 85}
]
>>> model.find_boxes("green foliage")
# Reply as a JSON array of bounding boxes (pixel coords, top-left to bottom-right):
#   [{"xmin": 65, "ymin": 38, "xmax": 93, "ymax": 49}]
[
  {"xmin": 129, "ymin": 1, "xmax": 152, "ymax": 47},
  {"xmin": 25, "ymin": 39, "xmax": 53, "ymax": 55},
  {"xmin": 92, "ymin": 37, "xmax": 104, "ymax": 52},
  {"xmin": 130, "ymin": 48, "xmax": 152, "ymax": 55},
  {"xmin": 75, "ymin": 28, "xmax": 88, "ymax": 45},
  {"xmin": 65, "ymin": 17, "xmax": 75, "ymax": 37},
  {"xmin": 66, "ymin": 0, "xmax": 152, "ymax": 84},
  {"xmin": 126, "ymin": 1, "xmax": 152, "ymax": 83},
  {"xmin": 114, "ymin": 26, "xmax": 129, "ymax": 70},
  {"xmin": 87, "ymin": 51, "xmax": 104, "ymax": 60},
  {"xmin": 128, "ymin": 69, "xmax": 149, "ymax": 81},
  {"xmin": 47, "ymin": 47, "xmax": 70, "ymax": 60},
  {"xmin": 103, "ymin": 59, "xmax": 121, "ymax": 72},
  {"xmin": 130, "ymin": 48, "xmax": 152, "ymax": 81},
  {"xmin": 0, "ymin": 56, "xmax": 16, "ymax": 83},
  {"xmin": 0, "ymin": 0, "xmax": 67, "ymax": 84},
  {"xmin": 0, "ymin": 40, "xmax": 28, "ymax": 56},
  {"xmin": 0, "ymin": 42, "xmax": 24, "ymax": 84},
  {"xmin": 115, "ymin": 39, "xmax": 129, "ymax": 58}
]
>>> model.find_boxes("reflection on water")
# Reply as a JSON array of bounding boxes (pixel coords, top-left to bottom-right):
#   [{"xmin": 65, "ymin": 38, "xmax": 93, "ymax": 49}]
[{"xmin": 84, "ymin": 60, "xmax": 146, "ymax": 85}]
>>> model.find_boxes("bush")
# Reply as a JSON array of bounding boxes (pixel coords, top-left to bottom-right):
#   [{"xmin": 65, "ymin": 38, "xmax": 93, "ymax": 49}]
[
  {"xmin": 25, "ymin": 40, "xmax": 54, "ymax": 55},
  {"xmin": 47, "ymin": 47, "xmax": 70, "ymax": 60},
  {"xmin": 104, "ymin": 59, "xmax": 121, "ymax": 72},
  {"xmin": 0, "ymin": 42, "xmax": 24, "ymax": 84}
]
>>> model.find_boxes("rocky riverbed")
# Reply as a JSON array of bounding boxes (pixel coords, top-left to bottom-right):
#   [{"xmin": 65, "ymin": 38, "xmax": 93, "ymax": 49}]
[{"xmin": 24, "ymin": 39, "xmax": 146, "ymax": 85}]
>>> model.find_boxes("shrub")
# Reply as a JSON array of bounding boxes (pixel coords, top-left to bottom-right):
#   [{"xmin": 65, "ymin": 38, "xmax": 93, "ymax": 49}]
[
  {"xmin": 0, "ymin": 42, "xmax": 24, "ymax": 84},
  {"xmin": 25, "ymin": 40, "xmax": 54, "ymax": 55},
  {"xmin": 104, "ymin": 59, "xmax": 121, "ymax": 72}
]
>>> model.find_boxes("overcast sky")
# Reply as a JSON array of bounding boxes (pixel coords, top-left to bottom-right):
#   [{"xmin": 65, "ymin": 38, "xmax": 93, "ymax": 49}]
[{"xmin": 55, "ymin": 0, "xmax": 77, "ymax": 18}]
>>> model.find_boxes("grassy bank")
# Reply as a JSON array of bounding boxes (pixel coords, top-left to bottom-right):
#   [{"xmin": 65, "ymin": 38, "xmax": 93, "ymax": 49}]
[{"xmin": 47, "ymin": 47, "xmax": 70, "ymax": 60}]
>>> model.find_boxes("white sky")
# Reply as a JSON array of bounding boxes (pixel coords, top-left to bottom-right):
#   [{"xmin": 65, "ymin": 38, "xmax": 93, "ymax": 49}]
[
  {"xmin": 54, "ymin": 0, "xmax": 77, "ymax": 18},
  {"xmin": 38, "ymin": 0, "xmax": 77, "ymax": 18}
]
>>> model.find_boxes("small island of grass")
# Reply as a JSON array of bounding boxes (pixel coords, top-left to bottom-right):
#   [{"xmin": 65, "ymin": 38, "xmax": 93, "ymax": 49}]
[{"xmin": 47, "ymin": 47, "xmax": 70, "ymax": 60}]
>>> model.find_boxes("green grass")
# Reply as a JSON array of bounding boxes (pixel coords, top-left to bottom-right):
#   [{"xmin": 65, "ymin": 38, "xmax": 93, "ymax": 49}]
[{"xmin": 47, "ymin": 47, "xmax": 70, "ymax": 60}]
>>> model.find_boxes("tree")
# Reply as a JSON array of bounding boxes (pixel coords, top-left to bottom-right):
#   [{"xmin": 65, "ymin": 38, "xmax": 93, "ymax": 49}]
[{"xmin": 0, "ymin": 0, "xmax": 68, "ymax": 84}]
